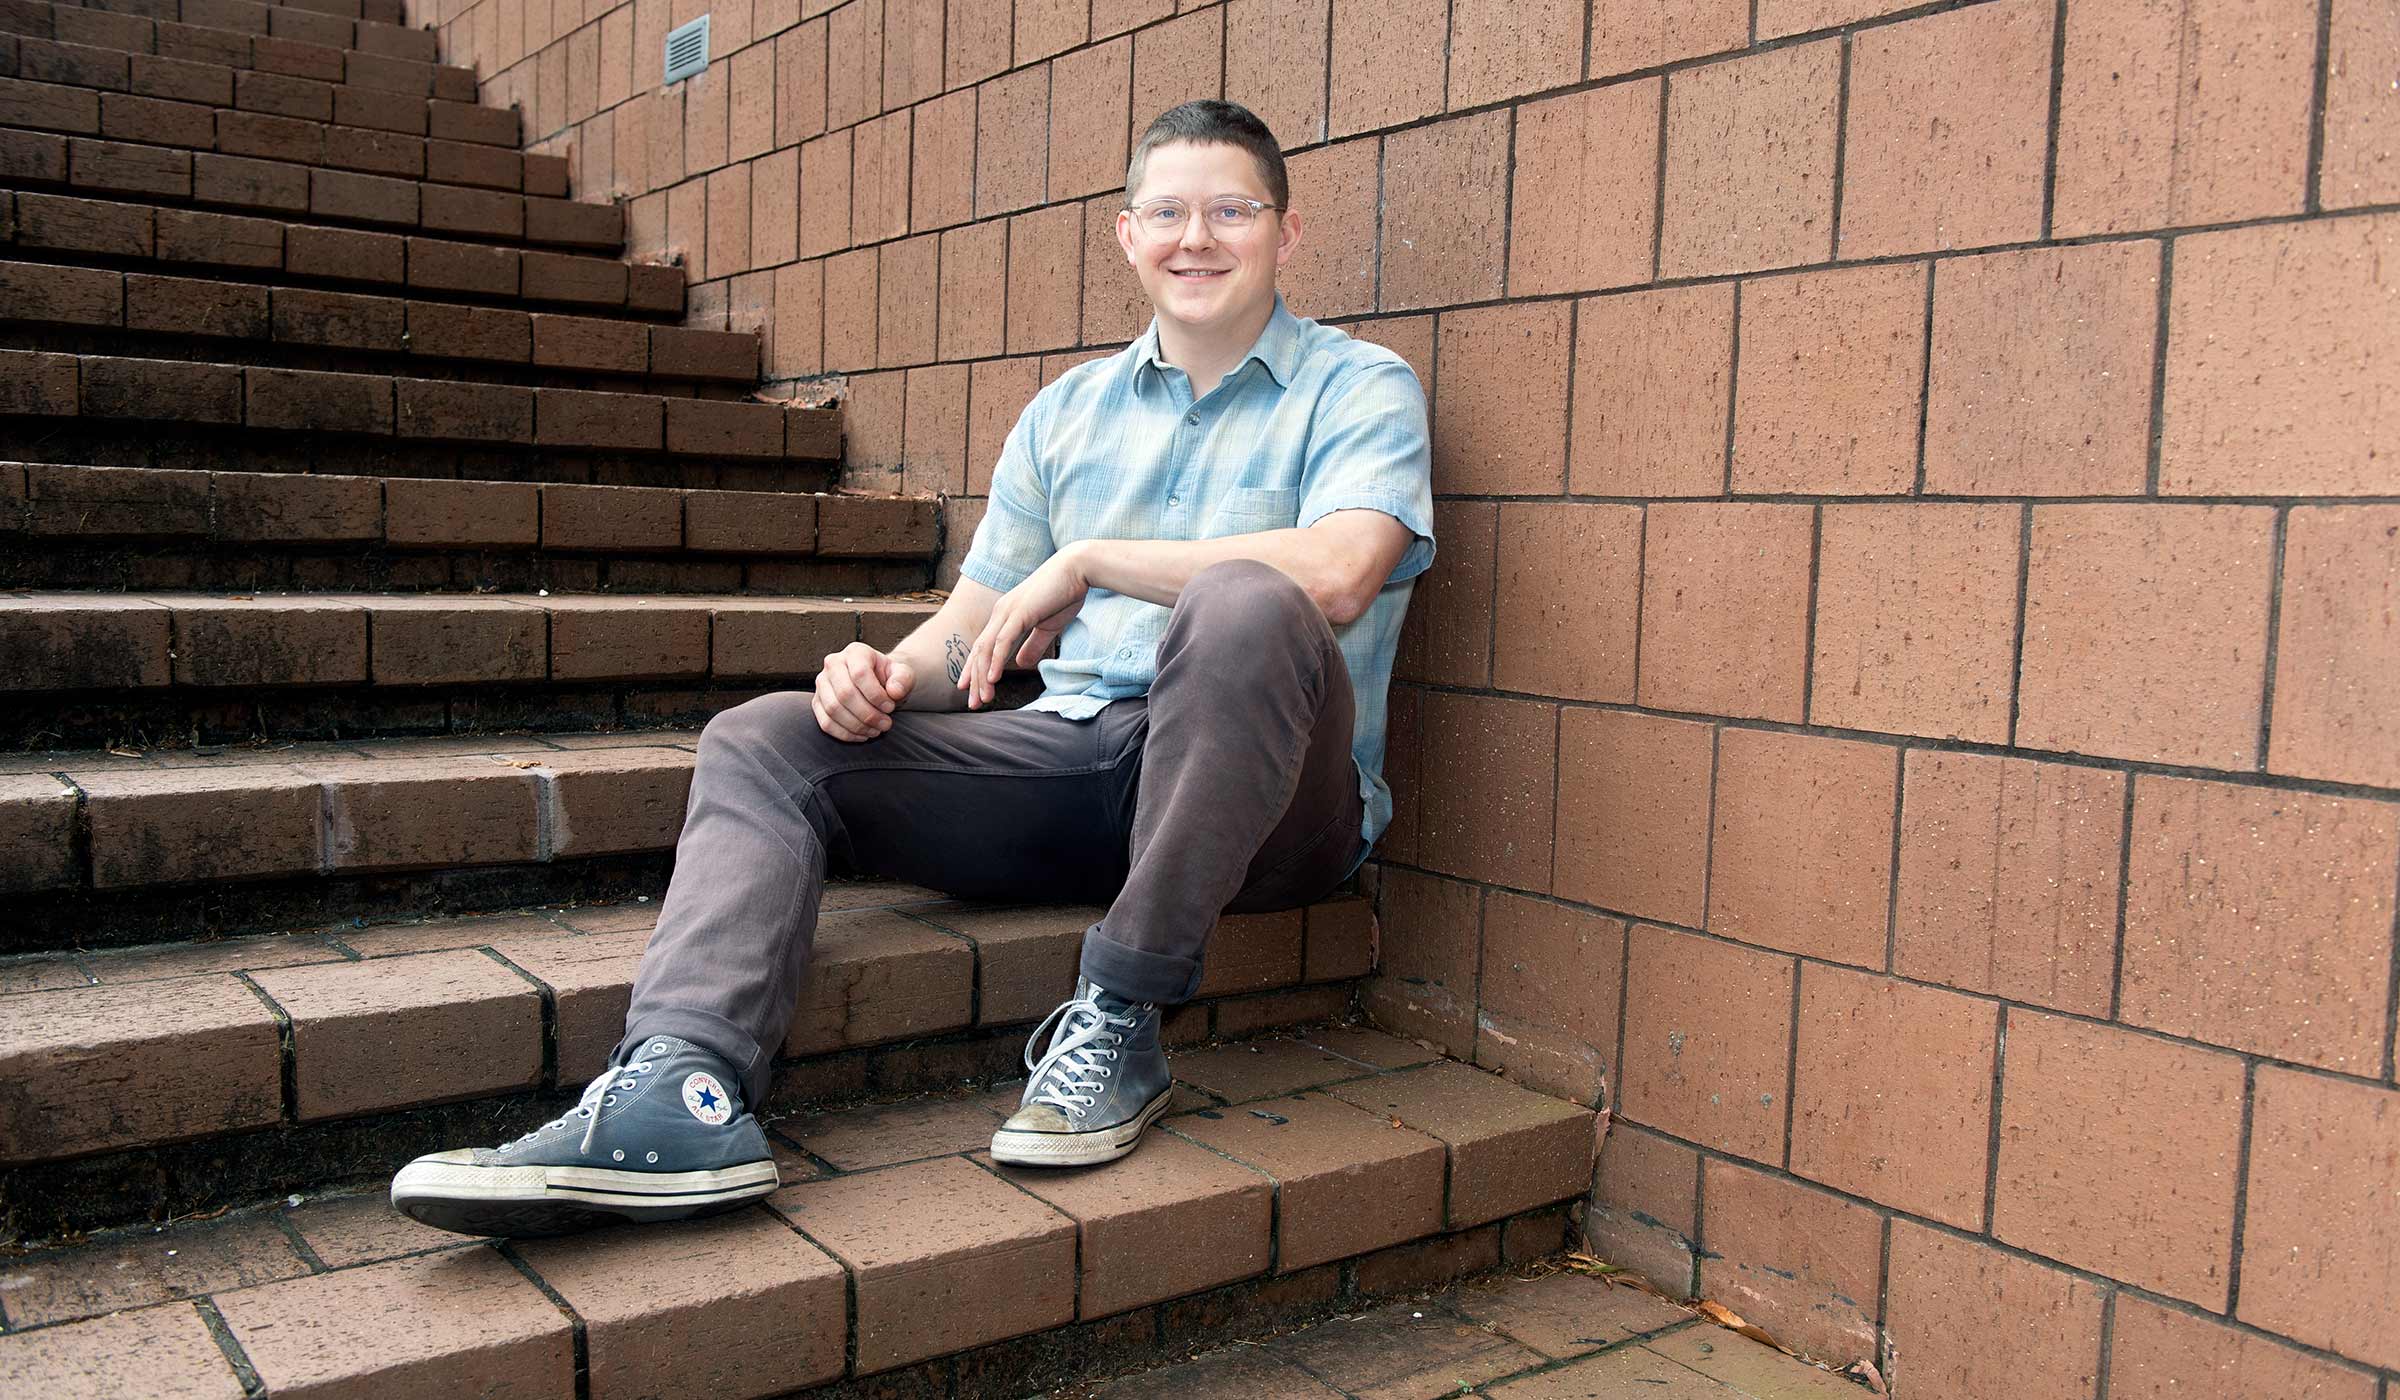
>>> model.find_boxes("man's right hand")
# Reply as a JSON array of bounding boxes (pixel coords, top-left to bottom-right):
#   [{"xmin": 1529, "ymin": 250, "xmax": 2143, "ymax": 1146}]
[{"xmin": 813, "ymin": 642, "xmax": 915, "ymax": 742}]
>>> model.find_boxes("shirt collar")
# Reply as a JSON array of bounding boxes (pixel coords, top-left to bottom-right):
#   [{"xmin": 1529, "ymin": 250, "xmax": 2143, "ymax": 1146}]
[{"xmin": 1135, "ymin": 294, "xmax": 1304, "ymax": 392}]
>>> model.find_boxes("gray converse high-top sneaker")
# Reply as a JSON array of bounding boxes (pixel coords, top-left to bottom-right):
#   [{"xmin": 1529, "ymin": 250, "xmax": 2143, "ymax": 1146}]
[
  {"xmin": 990, "ymin": 979, "xmax": 1172, "ymax": 1167},
  {"xmin": 391, "ymin": 1035, "xmax": 777, "ymax": 1238}
]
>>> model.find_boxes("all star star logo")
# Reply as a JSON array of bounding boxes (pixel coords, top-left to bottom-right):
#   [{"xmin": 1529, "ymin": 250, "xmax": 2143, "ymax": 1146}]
[{"xmin": 682, "ymin": 1071, "xmax": 733, "ymax": 1126}]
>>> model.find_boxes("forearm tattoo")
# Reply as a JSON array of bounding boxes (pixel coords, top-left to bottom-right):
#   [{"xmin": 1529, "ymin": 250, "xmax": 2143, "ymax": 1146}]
[{"xmin": 945, "ymin": 633, "xmax": 971, "ymax": 684}]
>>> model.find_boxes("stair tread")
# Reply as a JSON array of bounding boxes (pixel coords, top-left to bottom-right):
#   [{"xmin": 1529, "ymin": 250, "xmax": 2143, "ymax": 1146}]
[
  {"xmin": 0, "ymin": 1036, "xmax": 1597, "ymax": 1399},
  {"xmin": 0, "ymin": 886, "xmax": 1375, "ymax": 1163},
  {"xmin": 8, "ymin": 0, "xmax": 472, "ymax": 96}
]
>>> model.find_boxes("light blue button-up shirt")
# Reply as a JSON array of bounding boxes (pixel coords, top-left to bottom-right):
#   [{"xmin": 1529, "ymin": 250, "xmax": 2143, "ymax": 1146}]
[{"xmin": 959, "ymin": 295, "xmax": 1436, "ymax": 860}]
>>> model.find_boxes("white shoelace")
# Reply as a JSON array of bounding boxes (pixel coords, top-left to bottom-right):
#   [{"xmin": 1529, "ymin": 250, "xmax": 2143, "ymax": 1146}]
[
  {"xmin": 1022, "ymin": 994, "xmax": 1135, "ymax": 1119},
  {"xmin": 504, "ymin": 1056, "xmax": 656, "ymax": 1154}
]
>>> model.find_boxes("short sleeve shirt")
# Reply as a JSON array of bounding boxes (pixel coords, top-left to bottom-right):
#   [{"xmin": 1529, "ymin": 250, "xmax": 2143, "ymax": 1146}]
[{"xmin": 958, "ymin": 295, "xmax": 1435, "ymax": 861}]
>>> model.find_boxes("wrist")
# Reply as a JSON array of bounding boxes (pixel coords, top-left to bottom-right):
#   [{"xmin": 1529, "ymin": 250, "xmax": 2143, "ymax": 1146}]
[{"xmin": 1061, "ymin": 538, "xmax": 1098, "ymax": 588}]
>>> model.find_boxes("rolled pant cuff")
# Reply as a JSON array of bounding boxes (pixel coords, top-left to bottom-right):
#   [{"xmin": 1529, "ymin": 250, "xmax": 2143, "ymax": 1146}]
[
  {"xmin": 1079, "ymin": 924, "xmax": 1201, "ymax": 1005},
  {"xmin": 618, "ymin": 1007, "xmax": 772, "ymax": 1106}
]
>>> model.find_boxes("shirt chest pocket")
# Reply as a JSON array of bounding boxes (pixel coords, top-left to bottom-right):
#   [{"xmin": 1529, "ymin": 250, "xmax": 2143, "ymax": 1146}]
[{"xmin": 1204, "ymin": 485, "xmax": 1302, "ymax": 538}]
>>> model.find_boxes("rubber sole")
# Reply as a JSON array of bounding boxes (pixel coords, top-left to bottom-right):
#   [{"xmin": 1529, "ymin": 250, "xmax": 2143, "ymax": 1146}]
[
  {"xmin": 390, "ymin": 1158, "xmax": 779, "ymax": 1238},
  {"xmin": 988, "ymin": 1087, "xmax": 1173, "ymax": 1167}
]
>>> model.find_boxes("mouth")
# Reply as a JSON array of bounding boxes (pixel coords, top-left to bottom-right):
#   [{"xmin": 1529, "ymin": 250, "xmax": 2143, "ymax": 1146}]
[{"xmin": 1168, "ymin": 268, "xmax": 1229, "ymax": 280}]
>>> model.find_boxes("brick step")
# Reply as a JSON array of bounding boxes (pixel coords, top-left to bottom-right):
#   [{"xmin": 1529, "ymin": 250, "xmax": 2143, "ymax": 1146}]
[
  {"xmin": 25, "ymin": 0, "xmax": 411, "ymax": 39},
  {"xmin": 0, "ymin": 347, "xmax": 837, "ymax": 468},
  {"xmin": 0, "ymin": 889, "xmax": 1376, "ymax": 1227},
  {"xmin": 0, "ymin": 47, "xmax": 554, "ymax": 190},
  {"xmin": 5, "ymin": 190, "xmax": 683, "ymax": 317},
  {"xmin": 2, "ymin": 462, "xmax": 937, "ymax": 596},
  {"xmin": 0, "ymin": 1032, "xmax": 1595, "ymax": 1400},
  {"xmin": 2, "ymin": 0, "xmax": 474, "ymax": 104},
  {"xmin": 0, "ymin": 582, "xmax": 941, "ymax": 736},
  {"xmin": 0, "ymin": 107, "xmax": 619, "ymax": 250},
  {"xmin": 0, "ymin": 260, "xmax": 758, "ymax": 383}
]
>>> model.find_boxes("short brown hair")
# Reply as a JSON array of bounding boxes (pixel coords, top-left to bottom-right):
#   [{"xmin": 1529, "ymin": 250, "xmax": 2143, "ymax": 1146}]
[{"xmin": 1125, "ymin": 100, "xmax": 1288, "ymax": 209}]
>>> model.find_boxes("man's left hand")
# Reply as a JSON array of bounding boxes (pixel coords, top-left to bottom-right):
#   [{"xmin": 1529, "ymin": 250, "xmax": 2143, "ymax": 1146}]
[{"xmin": 961, "ymin": 545, "xmax": 1089, "ymax": 709}]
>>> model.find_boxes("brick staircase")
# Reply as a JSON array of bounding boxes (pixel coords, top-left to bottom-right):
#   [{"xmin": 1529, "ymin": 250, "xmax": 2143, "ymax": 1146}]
[{"xmin": 0, "ymin": 2, "xmax": 1604, "ymax": 1392}]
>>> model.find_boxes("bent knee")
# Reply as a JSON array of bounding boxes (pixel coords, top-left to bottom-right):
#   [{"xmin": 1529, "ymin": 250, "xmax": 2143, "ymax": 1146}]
[
  {"xmin": 698, "ymin": 691, "xmax": 824, "ymax": 766},
  {"xmin": 1176, "ymin": 558, "xmax": 1317, "ymax": 633}
]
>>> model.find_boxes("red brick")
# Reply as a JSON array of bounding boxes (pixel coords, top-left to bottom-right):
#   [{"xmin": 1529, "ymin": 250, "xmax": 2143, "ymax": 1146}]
[
  {"xmin": 2112, "ymin": 1292, "xmax": 2378, "ymax": 1400},
  {"xmin": 252, "ymin": 949, "xmax": 539, "ymax": 1118},
  {"xmin": 1697, "ymin": 1159, "xmax": 1882, "ymax": 1363},
  {"xmin": 1416, "ymin": 691, "xmax": 1555, "ymax": 891},
  {"xmin": 1660, "ymin": 42, "xmax": 1839, "ymax": 277},
  {"xmin": 702, "ymin": 162, "xmax": 751, "ymax": 277},
  {"xmin": 0, "ymin": 75, "xmax": 101, "ymax": 133},
  {"xmin": 1447, "ymin": 0, "xmax": 1579, "ymax": 109},
  {"xmin": 1432, "ymin": 301, "xmax": 1570, "ymax": 493},
  {"xmin": 540, "ymin": 482, "xmax": 682, "ymax": 551},
  {"xmin": 768, "ymin": 260, "xmax": 824, "ymax": 377},
  {"xmin": 2271, "ymin": 505, "xmax": 2400, "ymax": 787},
  {"xmin": 1491, "ymin": 502, "xmax": 1639, "ymax": 701},
  {"xmin": 0, "ymin": 347, "xmax": 77, "ymax": 416},
  {"xmin": 285, "ymin": 225, "xmax": 403, "ymax": 285},
  {"xmin": 1586, "ymin": 1122, "xmax": 1701, "ymax": 1296},
  {"xmin": 1379, "ymin": 110, "xmax": 1508, "ymax": 311},
  {"xmin": 1224, "ymin": 0, "xmax": 1326, "ymax": 148},
  {"xmin": 782, "ymin": 907, "xmax": 974, "ymax": 1053},
  {"xmin": 1810, "ymin": 502, "xmax": 2020, "ymax": 742},
  {"xmin": 823, "ymin": 246, "xmax": 878, "ymax": 373},
  {"xmin": 0, "ymin": 1214, "xmax": 309, "ymax": 1328},
  {"xmin": 1169, "ymin": 1092, "xmax": 1446, "ymax": 1271},
  {"xmin": 526, "ymin": 194, "xmax": 623, "ymax": 250},
  {"xmin": 0, "ymin": 259, "xmax": 121, "ymax": 328},
  {"xmin": 325, "ymin": 124, "xmax": 426, "ymax": 180},
  {"xmin": 992, "ymin": 1131, "xmax": 1272, "ymax": 1317},
  {"xmin": 365, "ymin": 597, "xmax": 545, "ymax": 686},
  {"xmin": 1591, "ymin": 0, "xmax": 1749, "ymax": 73},
  {"xmin": 946, "ymin": 0, "xmax": 1009, "ymax": 87},
  {"xmin": 1792, "ymin": 966, "xmax": 1997, "ymax": 1227},
  {"xmin": 1731, "ymin": 263, "xmax": 1924, "ymax": 493},
  {"xmin": 1048, "ymin": 38, "xmax": 1131, "ymax": 205},
  {"xmin": 246, "ymin": 365, "xmax": 394, "ymax": 435},
  {"xmin": 0, "ymin": 127, "xmax": 71, "ymax": 184},
  {"xmin": 72, "ymin": 135, "xmax": 191, "ymax": 196},
  {"xmin": 1130, "ymin": 6, "xmax": 1222, "ymax": 131},
  {"xmin": 1621, "ymin": 923, "xmax": 1794, "ymax": 1161},
  {"xmin": 519, "ymin": 1210, "xmax": 846, "ymax": 1399},
  {"xmin": 272, "ymin": 287, "xmax": 406, "ymax": 352},
  {"xmin": 1554, "ymin": 708, "xmax": 1712, "ymax": 927},
  {"xmin": 2237, "ymin": 1069, "xmax": 2400, "ymax": 1370},
  {"xmin": 79, "ymin": 764, "xmax": 319, "ymax": 887},
  {"xmin": 1361, "ymin": 867, "xmax": 1480, "ymax": 1053},
  {"xmin": 875, "ymin": 232, "xmax": 939, "ymax": 368},
  {"xmin": 214, "ymin": 109, "xmax": 323, "ymax": 166},
  {"xmin": 966, "ymin": 355, "xmax": 1042, "ymax": 493},
  {"xmin": 931, "ymin": 219, "xmax": 1007, "ymax": 363},
  {"xmin": 2162, "ymin": 212, "xmax": 2400, "ymax": 496},
  {"xmin": 0, "ymin": 1304, "xmax": 247, "ymax": 1396},
  {"xmin": 163, "ymin": 596, "xmax": 365, "ymax": 687},
  {"xmin": 1995, "ymin": 1010, "xmax": 2244, "ymax": 1306},
  {"xmin": 26, "ymin": 463, "xmax": 209, "ymax": 539},
  {"xmin": 976, "ymin": 64, "xmax": 1047, "ymax": 218},
  {"xmin": 133, "ymin": 54, "xmax": 232, "ymax": 106},
  {"xmin": 395, "ymin": 378, "xmax": 535, "ymax": 444},
  {"xmin": 15, "ymin": 192, "xmax": 152, "ymax": 258},
  {"xmin": 1924, "ymin": 240, "xmax": 2162, "ymax": 495},
  {"xmin": 310, "ymin": 166, "xmax": 418, "ymax": 226},
  {"xmin": 2323, "ymin": 0, "xmax": 2400, "ymax": 209},
  {"xmin": 430, "ymin": 98, "xmax": 515, "ymax": 146},
  {"xmin": 1016, "ymin": 0, "xmax": 1087, "ymax": 62},
  {"xmin": 901, "ymin": 87, "xmax": 974, "ymax": 234},
  {"xmin": 543, "ymin": 595, "xmax": 712, "ymax": 680},
  {"xmin": 537, "ymin": 748, "xmax": 695, "ymax": 860},
  {"xmin": 798, "ymin": 128, "xmax": 850, "ymax": 257},
  {"xmin": 1636, "ymin": 502, "xmax": 1812, "ymax": 721},
  {"xmin": 2055, "ymin": 0, "xmax": 2315, "ymax": 235},
  {"xmin": 1708, "ymin": 727, "xmax": 1896, "ymax": 968},
  {"xmin": 1327, "ymin": 0, "xmax": 1443, "ymax": 137},
  {"xmin": 1894, "ymin": 750, "xmax": 2125, "ymax": 1018},
  {"xmin": 1569, "ymin": 285, "xmax": 1734, "ymax": 496},
  {"xmin": 879, "ymin": 0, "xmax": 943, "ymax": 110},
  {"xmin": 1841, "ymin": 0, "xmax": 2053, "ymax": 257},
  {"xmin": 83, "ymin": 355, "xmax": 243, "ymax": 424},
  {"xmin": 334, "ymin": 85, "xmax": 428, "ymax": 137},
  {"xmin": 215, "ymin": 1251, "xmax": 573, "ymax": 1397},
  {"xmin": 667, "ymin": 397, "xmax": 785, "ymax": 457},
  {"xmin": 1334, "ymin": 1059, "xmax": 1596, "ymax": 1227},
  {"xmin": 418, "ymin": 180, "xmax": 522, "ymax": 240},
  {"xmin": 252, "ymin": 35, "xmax": 342, "ymax": 84},
  {"xmin": 0, "ymin": 774, "xmax": 77, "ymax": 894},
  {"xmin": 2122, "ymin": 775, "xmax": 2397, "ymax": 1074},
  {"xmin": 214, "ymin": 472, "xmax": 379, "ymax": 542},
  {"xmin": 384, "ymin": 477, "xmax": 538, "ymax": 548},
  {"xmin": 901, "ymin": 362, "xmax": 969, "ymax": 496},
  {"xmin": 824, "ymin": 0, "xmax": 882, "ymax": 128},
  {"xmin": 1884, "ymin": 1220, "xmax": 2106, "ymax": 1400},
  {"xmin": 428, "ymin": 138, "xmax": 522, "ymax": 190},
  {"xmin": 2017, "ymin": 504, "xmax": 2276, "ymax": 768},
  {"xmin": 536, "ymin": 386, "xmax": 663, "ymax": 450},
  {"xmin": 771, "ymin": 16, "xmax": 828, "ymax": 149},
  {"xmin": 786, "ymin": 403, "xmax": 847, "ymax": 463},
  {"xmin": 406, "ymin": 301, "xmax": 531, "ymax": 363},
  {"xmin": 530, "ymin": 311, "xmax": 646, "ymax": 373},
  {"xmin": 1006, "ymin": 201, "xmax": 1082, "ymax": 353},
  {"xmin": 100, "ymin": 91, "xmax": 213, "ymax": 148},
  {"xmin": 0, "ymin": 974, "xmax": 282, "ymax": 1161},
  {"xmin": 522, "ymin": 248, "xmax": 625, "ymax": 304},
  {"xmin": 317, "ymin": 755, "xmax": 541, "ymax": 872},
  {"xmin": 1253, "ymin": 138, "xmax": 1370, "ymax": 321},
  {"xmin": 1504, "ymin": 81, "xmax": 1658, "ymax": 298},
  {"xmin": 22, "ymin": 37, "xmax": 132, "ymax": 93}
]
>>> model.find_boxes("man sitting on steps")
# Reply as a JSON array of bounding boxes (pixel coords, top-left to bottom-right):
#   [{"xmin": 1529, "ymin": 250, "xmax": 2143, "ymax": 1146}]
[{"xmin": 391, "ymin": 99, "xmax": 1437, "ymax": 1238}]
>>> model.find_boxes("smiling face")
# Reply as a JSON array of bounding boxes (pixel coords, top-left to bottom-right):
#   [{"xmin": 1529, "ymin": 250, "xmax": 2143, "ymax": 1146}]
[{"xmin": 1116, "ymin": 139, "xmax": 1301, "ymax": 343}]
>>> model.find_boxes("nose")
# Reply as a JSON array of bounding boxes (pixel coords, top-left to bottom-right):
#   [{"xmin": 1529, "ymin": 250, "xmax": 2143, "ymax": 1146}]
[{"xmin": 1175, "ymin": 207, "xmax": 1217, "ymax": 252}]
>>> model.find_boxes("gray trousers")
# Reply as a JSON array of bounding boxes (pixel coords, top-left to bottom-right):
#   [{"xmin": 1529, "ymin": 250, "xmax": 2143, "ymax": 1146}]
[{"xmin": 619, "ymin": 559, "xmax": 1367, "ymax": 1100}]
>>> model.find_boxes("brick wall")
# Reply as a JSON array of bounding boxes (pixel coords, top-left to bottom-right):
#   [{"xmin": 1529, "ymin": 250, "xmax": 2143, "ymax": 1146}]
[{"xmin": 405, "ymin": 0, "xmax": 2399, "ymax": 1391}]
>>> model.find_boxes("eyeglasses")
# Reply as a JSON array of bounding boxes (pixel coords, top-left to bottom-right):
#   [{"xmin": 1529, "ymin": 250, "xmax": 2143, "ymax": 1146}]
[{"xmin": 1123, "ymin": 196, "xmax": 1282, "ymax": 241}]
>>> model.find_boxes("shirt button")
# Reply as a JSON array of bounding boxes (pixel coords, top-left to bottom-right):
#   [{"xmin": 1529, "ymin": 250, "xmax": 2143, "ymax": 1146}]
[
  {"xmin": 1167, "ymin": 495, "xmax": 1181, "ymax": 507},
  {"xmin": 1183, "ymin": 411, "xmax": 1199, "ymax": 426}
]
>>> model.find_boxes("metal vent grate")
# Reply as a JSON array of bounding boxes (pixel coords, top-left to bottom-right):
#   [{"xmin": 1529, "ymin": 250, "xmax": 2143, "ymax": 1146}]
[{"xmin": 664, "ymin": 15, "xmax": 709, "ymax": 85}]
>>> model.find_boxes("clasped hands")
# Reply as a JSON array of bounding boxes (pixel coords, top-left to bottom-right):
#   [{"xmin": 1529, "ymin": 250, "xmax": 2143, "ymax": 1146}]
[{"xmin": 810, "ymin": 546, "xmax": 1091, "ymax": 742}]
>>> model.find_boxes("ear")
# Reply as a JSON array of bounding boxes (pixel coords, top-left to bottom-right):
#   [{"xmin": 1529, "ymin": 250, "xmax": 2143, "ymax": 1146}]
[
  {"xmin": 1274, "ymin": 208, "xmax": 1303, "ymax": 270},
  {"xmin": 1116, "ymin": 208, "xmax": 1138, "ymax": 266}
]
